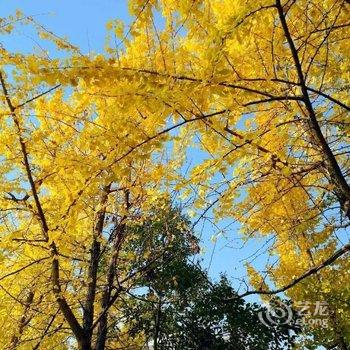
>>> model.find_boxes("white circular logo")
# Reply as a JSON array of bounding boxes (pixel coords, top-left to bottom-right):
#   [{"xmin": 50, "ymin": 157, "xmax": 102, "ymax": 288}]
[{"xmin": 258, "ymin": 301, "xmax": 294, "ymax": 326}]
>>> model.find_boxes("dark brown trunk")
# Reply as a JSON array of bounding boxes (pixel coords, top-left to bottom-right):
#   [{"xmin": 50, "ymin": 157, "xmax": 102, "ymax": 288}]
[
  {"xmin": 153, "ymin": 297, "xmax": 162, "ymax": 350},
  {"xmin": 9, "ymin": 291, "xmax": 34, "ymax": 350},
  {"xmin": 276, "ymin": 0, "xmax": 350, "ymax": 206},
  {"xmin": 79, "ymin": 338, "xmax": 92, "ymax": 350},
  {"xmin": 95, "ymin": 191, "xmax": 130, "ymax": 350},
  {"xmin": 0, "ymin": 71, "xmax": 86, "ymax": 347},
  {"xmin": 276, "ymin": 2, "xmax": 349, "ymax": 348},
  {"xmin": 83, "ymin": 186, "xmax": 110, "ymax": 345},
  {"xmin": 95, "ymin": 221, "xmax": 127, "ymax": 350}
]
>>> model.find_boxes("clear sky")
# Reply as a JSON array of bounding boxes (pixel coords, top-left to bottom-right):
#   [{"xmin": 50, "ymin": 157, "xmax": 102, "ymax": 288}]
[
  {"xmin": 0, "ymin": 1, "xmax": 130, "ymax": 54},
  {"xmin": 0, "ymin": 1, "xmax": 270, "ymax": 294}
]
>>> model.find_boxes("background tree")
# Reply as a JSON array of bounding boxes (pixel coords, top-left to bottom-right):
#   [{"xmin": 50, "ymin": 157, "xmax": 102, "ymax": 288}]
[
  {"xmin": 120, "ymin": 208, "xmax": 299, "ymax": 350},
  {"xmin": 101, "ymin": 1, "xmax": 349, "ymax": 348}
]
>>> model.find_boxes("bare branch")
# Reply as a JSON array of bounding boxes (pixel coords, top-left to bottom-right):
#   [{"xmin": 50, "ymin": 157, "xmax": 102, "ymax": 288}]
[{"xmin": 239, "ymin": 243, "xmax": 350, "ymax": 298}]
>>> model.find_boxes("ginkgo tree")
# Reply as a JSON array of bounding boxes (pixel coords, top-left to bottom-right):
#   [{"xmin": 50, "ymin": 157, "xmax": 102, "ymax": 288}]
[
  {"xmin": 0, "ymin": 0, "xmax": 350, "ymax": 349},
  {"xmin": 0, "ymin": 13, "xmax": 180, "ymax": 349},
  {"xmin": 106, "ymin": 1, "xmax": 349, "ymax": 348}
]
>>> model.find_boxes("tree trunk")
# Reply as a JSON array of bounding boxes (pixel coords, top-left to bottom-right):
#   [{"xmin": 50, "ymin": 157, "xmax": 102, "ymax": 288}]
[
  {"xmin": 83, "ymin": 186, "xmax": 110, "ymax": 346},
  {"xmin": 9, "ymin": 291, "xmax": 34, "ymax": 350},
  {"xmin": 79, "ymin": 339, "xmax": 92, "ymax": 350},
  {"xmin": 153, "ymin": 297, "xmax": 162, "ymax": 350},
  {"xmin": 276, "ymin": 2, "xmax": 350, "ymax": 348},
  {"xmin": 95, "ymin": 191, "xmax": 129, "ymax": 350},
  {"xmin": 95, "ymin": 222, "xmax": 126, "ymax": 350}
]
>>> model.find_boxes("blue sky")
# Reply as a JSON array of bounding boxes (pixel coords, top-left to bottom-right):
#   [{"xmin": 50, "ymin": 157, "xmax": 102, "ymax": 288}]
[
  {"xmin": 1, "ymin": 1, "xmax": 130, "ymax": 54},
  {"xmin": 0, "ymin": 0, "xmax": 272, "ymax": 294}
]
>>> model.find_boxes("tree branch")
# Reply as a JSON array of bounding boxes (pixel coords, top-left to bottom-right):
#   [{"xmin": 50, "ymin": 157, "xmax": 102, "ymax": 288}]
[
  {"xmin": 276, "ymin": 0, "xmax": 350, "ymax": 217},
  {"xmin": 0, "ymin": 71, "xmax": 86, "ymax": 346},
  {"xmin": 239, "ymin": 243, "xmax": 350, "ymax": 298}
]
